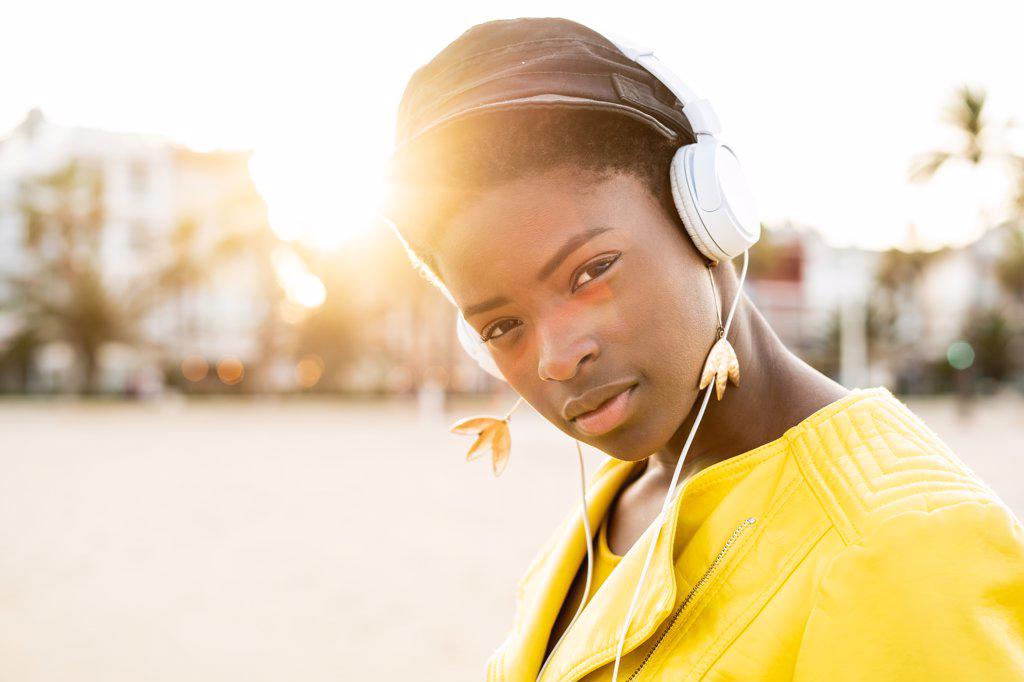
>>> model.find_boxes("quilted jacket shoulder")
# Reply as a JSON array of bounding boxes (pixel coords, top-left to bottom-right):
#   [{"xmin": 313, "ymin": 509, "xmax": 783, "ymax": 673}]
[{"xmin": 789, "ymin": 389, "xmax": 1004, "ymax": 546}]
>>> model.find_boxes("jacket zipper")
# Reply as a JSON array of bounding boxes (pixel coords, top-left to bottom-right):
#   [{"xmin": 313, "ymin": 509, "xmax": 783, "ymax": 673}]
[{"xmin": 623, "ymin": 515, "xmax": 758, "ymax": 682}]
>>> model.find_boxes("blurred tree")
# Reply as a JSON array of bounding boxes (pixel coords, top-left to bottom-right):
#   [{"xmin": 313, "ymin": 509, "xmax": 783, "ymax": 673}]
[
  {"xmin": 995, "ymin": 224, "xmax": 1024, "ymax": 305},
  {"xmin": 151, "ymin": 214, "xmax": 280, "ymax": 392},
  {"xmin": 991, "ymin": 150, "xmax": 1024, "ymax": 387},
  {"xmin": 991, "ymin": 223, "xmax": 1024, "ymax": 386},
  {"xmin": 0, "ymin": 327, "xmax": 41, "ymax": 392},
  {"xmin": 818, "ymin": 300, "xmax": 886, "ymax": 382},
  {"xmin": 964, "ymin": 309, "xmax": 1012, "ymax": 382},
  {"xmin": 292, "ymin": 258, "xmax": 366, "ymax": 391},
  {"xmin": 908, "ymin": 84, "xmax": 1004, "ymax": 181},
  {"xmin": 242, "ymin": 227, "xmax": 288, "ymax": 394},
  {"xmin": 152, "ymin": 218, "xmax": 205, "ymax": 345},
  {"xmin": 874, "ymin": 247, "xmax": 940, "ymax": 292},
  {"xmin": 11, "ymin": 160, "xmax": 133, "ymax": 394},
  {"xmin": 871, "ymin": 247, "xmax": 946, "ymax": 393}
]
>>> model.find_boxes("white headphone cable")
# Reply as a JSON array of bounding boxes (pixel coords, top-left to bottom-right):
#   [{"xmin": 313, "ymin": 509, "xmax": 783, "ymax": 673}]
[{"xmin": 608, "ymin": 249, "xmax": 750, "ymax": 681}]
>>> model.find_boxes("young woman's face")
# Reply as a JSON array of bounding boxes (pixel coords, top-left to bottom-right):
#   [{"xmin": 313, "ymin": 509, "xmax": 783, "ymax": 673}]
[{"xmin": 432, "ymin": 166, "xmax": 720, "ymax": 462}]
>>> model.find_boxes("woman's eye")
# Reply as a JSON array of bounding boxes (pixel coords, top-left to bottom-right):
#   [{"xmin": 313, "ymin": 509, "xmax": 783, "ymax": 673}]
[
  {"xmin": 481, "ymin": 253, "xmax": 621, "ymax": 344},
  {"xmin": 572, "ymin": 253, "xmax": 621, "ymax": 292},
  {"xmin": 482, "ymin": 319, "xmax": 522, "ymax": 344}
]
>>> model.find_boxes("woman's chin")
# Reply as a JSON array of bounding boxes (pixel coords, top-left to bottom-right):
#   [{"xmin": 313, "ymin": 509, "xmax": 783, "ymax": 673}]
[{"xmin": 579, "ymin": 421, "xmax": 662, "ymax": 463}]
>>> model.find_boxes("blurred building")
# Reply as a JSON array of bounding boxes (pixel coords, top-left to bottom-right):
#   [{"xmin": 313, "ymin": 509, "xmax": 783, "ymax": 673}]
[
  {"xmin": 746, "ymin": 221, "xmax": 1022, "ymax": 392},
  {"xmin": 905, "ymin": 224, "xmax": 1015, "ymax": 354},
  {"xmin": 737, "ymin": 222, "xmax": 879, "ymax": 387},
  {"xmin": 745, "ymin": 223, "xmax": 878, "ymax": 350},
  {"xmin": 0, "ymin": 108, "xmax": 276, "ymax": 394}
]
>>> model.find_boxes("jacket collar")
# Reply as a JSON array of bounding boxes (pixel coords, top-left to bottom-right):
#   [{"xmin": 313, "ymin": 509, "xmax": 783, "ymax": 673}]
[{"xmin": 499, "ymin": 455, "xmax": 687, "ymax": 682}]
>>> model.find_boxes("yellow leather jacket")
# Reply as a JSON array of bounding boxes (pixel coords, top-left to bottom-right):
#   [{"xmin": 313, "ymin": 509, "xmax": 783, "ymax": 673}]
[{"xmin": 485, "ymin": 387, "xmax": 1024, "ymax": 681}]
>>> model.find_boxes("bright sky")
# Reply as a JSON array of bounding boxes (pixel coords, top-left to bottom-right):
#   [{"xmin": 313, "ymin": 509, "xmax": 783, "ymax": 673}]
[{"xmin": 3, "ymin": 0, "xmax": 1022, "ymax": 252}]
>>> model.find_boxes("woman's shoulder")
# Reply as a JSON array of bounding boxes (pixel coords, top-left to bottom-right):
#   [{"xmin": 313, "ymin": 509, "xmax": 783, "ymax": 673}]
[
  {"xmin": 792, "ymin": 489, "xmax": 1024, "ymax": 680},
  {"xmin": 791, "ymin": 388, "xmax": 1024, "ymax": 679},
  {"xmin": 787, "ymin": 385, "xmax": 1015, "ymax": 546}
]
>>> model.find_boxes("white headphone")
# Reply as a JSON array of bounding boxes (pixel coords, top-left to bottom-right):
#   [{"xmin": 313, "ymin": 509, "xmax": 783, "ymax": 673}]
[{"xmin": 454, "ymin": 30, "xmax": 761, "ymax": 380}]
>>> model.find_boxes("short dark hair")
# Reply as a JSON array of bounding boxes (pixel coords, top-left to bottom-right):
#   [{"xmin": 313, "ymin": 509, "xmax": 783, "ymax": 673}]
[{"xmin": 385, "ymin": 108, "xmax": 687, "ymax": 291}]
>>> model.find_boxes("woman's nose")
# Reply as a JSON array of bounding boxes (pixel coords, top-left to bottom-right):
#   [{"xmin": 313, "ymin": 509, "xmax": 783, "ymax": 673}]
[{"xmin": 536, "ymin": 314, "xmax": 600, "ymax": 382}]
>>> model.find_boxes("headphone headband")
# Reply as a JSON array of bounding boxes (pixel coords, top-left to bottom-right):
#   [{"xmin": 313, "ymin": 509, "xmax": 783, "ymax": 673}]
[{"xmin": 600, "ymin": 31, "xmax": 723, "ymax": 137}]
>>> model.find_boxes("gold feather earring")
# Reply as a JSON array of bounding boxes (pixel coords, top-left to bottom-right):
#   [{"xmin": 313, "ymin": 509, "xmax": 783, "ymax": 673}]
[
  {"xmin": 449, "ymin": 395, "xmax": 525, "ymax": 477},
  {"xmin": 699, "ymin": 262, "xmax": 741, "ymax": 400}
]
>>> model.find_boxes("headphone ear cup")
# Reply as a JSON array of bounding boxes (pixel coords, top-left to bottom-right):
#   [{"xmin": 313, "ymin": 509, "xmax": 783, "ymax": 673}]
[
  {"xmin": 669, "ymin": 144, "xmax": 724, "ymax": 264},
  {"xmin": 670, "ymin": 142, "xmax": 761, "ymax": 262},
  {"xmin": 455, "ymin": 313, "xmax": 507, "ymax": 382}
]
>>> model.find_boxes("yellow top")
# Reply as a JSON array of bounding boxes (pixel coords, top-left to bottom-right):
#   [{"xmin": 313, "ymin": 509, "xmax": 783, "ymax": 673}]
[
  {"xmin": 548, "ymin": 511, "xmax": 624, "ymax": 647},
  {"xmin": 487, "ymin": 387, "xmax": 1024, "ymax": 682}
]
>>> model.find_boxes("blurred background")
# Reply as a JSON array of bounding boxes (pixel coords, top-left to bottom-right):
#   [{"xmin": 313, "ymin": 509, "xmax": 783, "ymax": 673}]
[{"xmin": 1, "ymin": 1, "xmax": 1022, "ymax": 680}]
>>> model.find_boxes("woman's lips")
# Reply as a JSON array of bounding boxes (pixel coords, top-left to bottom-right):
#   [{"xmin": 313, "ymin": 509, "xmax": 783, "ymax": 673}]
[{"xmin": 572, "ymin": 384, "xmax": 637, "ymax": 436}]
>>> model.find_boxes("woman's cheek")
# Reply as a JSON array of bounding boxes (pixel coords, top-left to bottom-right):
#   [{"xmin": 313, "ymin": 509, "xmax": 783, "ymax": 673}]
[
  {"xmin": 507, "ymin": 339, "xmax": 531, "ymax": 375},
  {"xmin": 581, "ymin": 277, "xmax": 634, "ymax": 340}
]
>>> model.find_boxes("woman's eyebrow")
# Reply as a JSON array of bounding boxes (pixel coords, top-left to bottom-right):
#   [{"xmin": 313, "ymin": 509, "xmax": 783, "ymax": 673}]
[
  {"xmin": 535, "ymin": 226, "xmax": 615, "ymax": 282},
  {"xmin": 464, "ymin": 294, "xmax": 510, "ymax": 318},
  {"xmin": 463, "ymin": 226, "xmax": 615, "ymax": 319}
]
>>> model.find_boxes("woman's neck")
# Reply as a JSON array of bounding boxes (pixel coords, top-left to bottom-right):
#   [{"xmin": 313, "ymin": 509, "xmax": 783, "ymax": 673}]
[{"xmin": 643, "ymin": 289, "xmax": 849, "ymax": 491}]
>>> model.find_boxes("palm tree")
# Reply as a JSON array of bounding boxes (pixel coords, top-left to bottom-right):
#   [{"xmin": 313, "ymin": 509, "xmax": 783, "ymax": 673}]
[
  {"xmin": 903, "ymin": 84, "xmax": 1022, "ymax": 393},
  {"xmin": 908, "ymin": 84, "xmax": 1010, "ymax": 182}
]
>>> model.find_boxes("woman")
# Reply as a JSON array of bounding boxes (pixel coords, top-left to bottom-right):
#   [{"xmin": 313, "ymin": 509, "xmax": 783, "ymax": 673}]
[{"xmin": 383, "ymin": 17, "xmax": 1024, "ymax": 682}]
